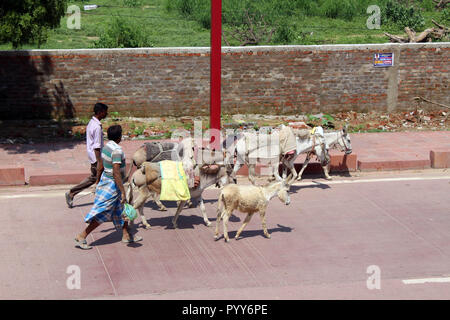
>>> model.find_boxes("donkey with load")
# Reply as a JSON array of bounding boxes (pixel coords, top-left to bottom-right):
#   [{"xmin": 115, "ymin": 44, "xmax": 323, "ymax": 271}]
[{"xmin": 127, "ymin": 137, "xmax": 234, "ymax": 229}]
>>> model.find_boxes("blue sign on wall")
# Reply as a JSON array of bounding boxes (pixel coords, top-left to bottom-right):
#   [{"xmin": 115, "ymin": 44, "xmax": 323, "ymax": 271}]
[{"xmin": 374, "ymin": 53, "xmax": 394, "ymax": 67}]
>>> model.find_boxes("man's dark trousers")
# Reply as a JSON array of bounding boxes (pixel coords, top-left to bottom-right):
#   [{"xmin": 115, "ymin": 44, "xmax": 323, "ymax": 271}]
[{"xmin": 70, "ymin": 162, "xmax": 97, "ymax": 196}]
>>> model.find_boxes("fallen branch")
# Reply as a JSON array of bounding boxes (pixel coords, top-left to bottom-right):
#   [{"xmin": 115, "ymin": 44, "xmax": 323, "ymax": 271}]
[
  {"xmin": 413, "ymin": 97, "xmax": 450, "ymax": 109},
  {"xmin": 413, "ymin": 96, "xmax": 450, "ymax": 121},
  {"xmin": 433, "ymin": 0, "xmax": 449, "ymax": 10},
  {"xmin": 222, "ymin": 9, "xmax": 275, "ymax": 46},
  {"xmin": 385, "ymin": 20, "xmax": 449, "ymax": 43}
]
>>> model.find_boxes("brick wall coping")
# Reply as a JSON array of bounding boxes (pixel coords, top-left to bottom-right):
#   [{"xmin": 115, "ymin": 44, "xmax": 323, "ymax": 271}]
[{"xmin": 1, "ymin": 42, "xmax": 449, "ymax": 56}]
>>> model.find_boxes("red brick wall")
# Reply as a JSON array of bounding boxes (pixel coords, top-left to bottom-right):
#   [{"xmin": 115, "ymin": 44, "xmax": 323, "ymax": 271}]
[{"xmin": 0, "ymin": 44, "xmax": 448, "ymax": 120}]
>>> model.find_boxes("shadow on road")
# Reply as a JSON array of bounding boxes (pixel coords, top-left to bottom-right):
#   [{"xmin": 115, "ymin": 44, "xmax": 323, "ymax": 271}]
[
  {"xmin": 215, "ymin": 224, "xmax": 293, "ymax": 241},
  {"xmin": 289, "ymin": 182, "xmax": 331, "ymax": 194},
  {"xmin": 89, "ymin": 230, "xmax": 143, "ymax": 248},
  {"xmin": 72, "ymin": 201, "xmax": 94, "ymax": 208}
]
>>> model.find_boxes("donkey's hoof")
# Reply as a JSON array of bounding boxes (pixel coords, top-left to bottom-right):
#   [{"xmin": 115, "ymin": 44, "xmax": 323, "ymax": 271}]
[
  {"xmin": 265, "ymin": 234, "xmax": 271, "ymax": 239},
  {"xmin": 325, "ymin": 177, "xmax": 333, "ymax": 181},
  {"xmin": 205, "ymin": 221, "xmax": 212, "ymax": 227},
  {"xmin": 159, "ymin": 207, "xmax": 167, "ymax": 211},
  {"xmin": 144, "ymin": 224, "xmax": 152, "ymax": 230}
]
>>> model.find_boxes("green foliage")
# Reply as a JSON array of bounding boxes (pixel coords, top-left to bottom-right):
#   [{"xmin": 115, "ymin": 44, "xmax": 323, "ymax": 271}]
[
  {"xmin": 273, "ymin": 21, "xmax": 297, "ymax": 44},
  {"xmin": 383, "ymin": 0, "xmax": 425, "ymax": 30},
  {"xmin": 323, "ymin": 114, "xmax": 335, "ymax": 122},
  {"xmin": 318, "ymin": 0, "xmax": 361, "ymax": 21},
  {"xmin": 183, "ymin": 122, "xmax": 193, "ymax": 130},
  {"xmin": 168, "ymin": 0, "xmax": 382, "ymax": 29},
  {"xmin": 0, "ymin": 0, "xmax": 443, "ymax": 49},
  {"xmin": 349, "ymin": 124, "xmax": 365, "ymax": 133},
  {"xmin": 307, "ymin": 114, "xmax": 321, "ymax": 122},
  {"xmin": 73, "ymin": 131, "xmax": 83, "ymax": 139},
  {"xmin": 134, "ymin": 125, "xmax": 145, "ymax": 136},
  {"xmin": 442, "ymin": 8, "xmax": 450, "ymax": 23},
  {"xmin": 94, "ymin": 17, "xmax": 154, "ymax": 48},
  {"xmin": 78, "ymin": 117, "xmax": 91, "ymax": 125},
  {"xmin": 167, "ymin": 0, "xmax": 211, "ymax": 29},
  {"xmin": 321, "ymin": 114, "xmax": 335, "ymax": 128},
  {"xmin": 123, "ymin": 0, "xmax": 142, "ymax": 8},
  {"xmin": 418, "ymin": 0, "xmax": 437, "ymax": 12},
  {"xmin": 0, "ymin": 0, "xmax": 67, "ymax": 48},
  {"xmin": 110, "ymin": 111, "xmax": 121, "ymax": 119}
]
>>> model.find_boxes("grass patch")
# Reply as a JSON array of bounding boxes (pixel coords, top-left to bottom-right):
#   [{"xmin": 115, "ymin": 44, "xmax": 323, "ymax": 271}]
[{"xmin": 0, "ymin": 0, "xmax": 448, "ymax": 50}]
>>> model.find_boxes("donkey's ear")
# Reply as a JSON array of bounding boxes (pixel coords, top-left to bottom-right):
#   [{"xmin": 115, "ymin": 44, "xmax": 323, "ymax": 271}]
[{"xmin": 343, "ymin": 124, "xmax": 348, "ymax": 135}]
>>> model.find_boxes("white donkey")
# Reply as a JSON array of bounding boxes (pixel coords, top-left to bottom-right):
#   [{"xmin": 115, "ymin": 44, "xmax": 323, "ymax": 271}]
[
  {"xmin": 230, "ymin": 125, "xmax": 327, "ymax": 184},
  {"xmin": 295, "ymin": 125, "xmax": 352, "ymax": 180}
]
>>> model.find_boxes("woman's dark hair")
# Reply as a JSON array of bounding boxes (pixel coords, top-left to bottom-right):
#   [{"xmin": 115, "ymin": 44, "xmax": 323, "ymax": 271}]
[
  {"xmin": 93, "ymin": 102, "xmax": 108, "ymax": 115},
  {"xmin": 107, "ymin": 125, "xmax": 122, "ymax": 142}
]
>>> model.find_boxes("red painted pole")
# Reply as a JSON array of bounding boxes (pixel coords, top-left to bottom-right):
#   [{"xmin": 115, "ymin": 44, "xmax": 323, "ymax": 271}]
[{"xmin": 210, "ymin": 0, "xmax": 221, "ymax": 135}]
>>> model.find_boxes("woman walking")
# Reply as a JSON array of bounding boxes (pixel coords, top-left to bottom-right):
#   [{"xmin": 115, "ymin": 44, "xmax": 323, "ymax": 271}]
[{"xmin": 74, "ymin": 124, "xmax": 142, "ymax": 250}]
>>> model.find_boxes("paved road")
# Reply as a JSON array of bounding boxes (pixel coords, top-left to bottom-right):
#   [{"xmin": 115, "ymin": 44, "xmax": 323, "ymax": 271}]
[{"xmin": 1, "ymin": 170, "xmax": 449, "ymax": 300}]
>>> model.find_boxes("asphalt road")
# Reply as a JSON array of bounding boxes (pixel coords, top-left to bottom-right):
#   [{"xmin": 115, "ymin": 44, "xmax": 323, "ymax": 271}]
[{"xmin": 0, "ymin": 170, "xmax": 449, "ymax": 300}]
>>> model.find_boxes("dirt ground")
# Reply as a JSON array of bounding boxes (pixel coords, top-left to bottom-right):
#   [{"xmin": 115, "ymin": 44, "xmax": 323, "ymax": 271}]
[{"xmin": 0, "ymin": 109, "xmax": 448, "ymax": 144}]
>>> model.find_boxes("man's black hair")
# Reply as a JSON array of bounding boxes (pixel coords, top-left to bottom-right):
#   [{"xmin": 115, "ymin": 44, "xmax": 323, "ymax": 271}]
[
  {"xmin": 107, "ymin": 125, "xmax": 122, "ymax": 142},
  {"xmin": 93, "ymin": 102, "xmax": 108, "ymax": 115}
]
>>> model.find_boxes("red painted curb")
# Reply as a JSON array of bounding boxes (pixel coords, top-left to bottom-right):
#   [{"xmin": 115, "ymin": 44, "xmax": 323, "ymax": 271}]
[
  {"xmin": 236, "ymin": 154, "xmax": 358, "ymax": 177},
  {"xmin": 29, "ymin": 173, "xmax": 88, "ymax": 186},
  {"xmin": 0, "ymin": 167, "xmax": 25, "ymax": 186},
  {"xmin": 357, "ymin": 159, "xmax": 430, "ymax": 171},
  {"xmin": 430, "ymin": 150, "xmax": 450, "ymax": 168},
  {"xmin": 28, "ymin": 162, "xmax": 138, "ymax": 186},
  {"xmin": 329, "ymin": 154, "xmax": 357, "ymax": 172}
]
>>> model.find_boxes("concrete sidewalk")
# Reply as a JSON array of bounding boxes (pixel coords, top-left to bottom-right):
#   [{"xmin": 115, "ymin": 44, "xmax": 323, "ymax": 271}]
[{"xmin": 0, "ymin": 131, "xmax": 449, "ymax": 186}]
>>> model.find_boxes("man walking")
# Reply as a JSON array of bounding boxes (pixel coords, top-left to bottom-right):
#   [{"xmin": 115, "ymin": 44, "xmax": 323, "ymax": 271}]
[
  {"xmin": 74, "ymin": 124, "xmax": 142, "ymax": 249},
  {"xmin": 65, "ymin": 102, "xmax": 108, "ymax": 208}
]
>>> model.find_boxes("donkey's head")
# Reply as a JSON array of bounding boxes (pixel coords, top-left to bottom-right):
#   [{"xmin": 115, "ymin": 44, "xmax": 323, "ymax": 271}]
[
  {"xmin": 266, "ymin": 179, "xmax": 291, "ymax": 206},
  {"xmin": 277, "ymin": 180, "xmax": 291, "ymax": 206},
  {"xmin": 336, "ymin": 125, "xmax": 352, "ymax": 155},
  {"xmin": 215, "ymin": 164, "xmax": 235, "ymax": 188}
]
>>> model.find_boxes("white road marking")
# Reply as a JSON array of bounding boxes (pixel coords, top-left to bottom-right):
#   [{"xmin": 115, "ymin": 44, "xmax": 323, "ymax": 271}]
[
  {"xmin": 290, "ymin": 176, "xmax": 450, "ymax": 187},
  {"xmin": 402, "ymin": 277, "xmax": 450, "ymax": 285},
  {"xmin": 0, "ymin": 191, "xmax": 93, "ymax": 199},
  {"xmin": 0, "ymin": 176, "xmax": 449, "ymax": 199}
]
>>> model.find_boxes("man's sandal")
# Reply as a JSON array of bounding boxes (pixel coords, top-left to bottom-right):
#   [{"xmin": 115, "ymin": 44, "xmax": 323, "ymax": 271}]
[
  {"xmin": 65, "ymin": 192, "xmax": 74, "ymax": 208},
  {"xmin": 74, "ymin": 238, "xmax": 92, "ymax": 250},
  {"xmin": 122, "ymin": 235, "xmax": 143, "ymax": 244}
]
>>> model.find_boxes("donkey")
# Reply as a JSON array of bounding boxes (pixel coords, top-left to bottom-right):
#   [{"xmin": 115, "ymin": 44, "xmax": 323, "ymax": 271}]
[
  {"xmin": 125, "ymin": 137, "xmax": 195, "ymax": 211},
  {"xmin": 128, "ymin": 161, "xmax": 234, "ymax": 229},
  {"xmin": 295, "ymin": 125, "xmax": 352, "ymax": 181},
  {"xmin": 126, "ymin": 137, "xmax": 234, "ymax": 229},
  {"xmin": 231, "ymin": 125, "xmax": 326, "ymax": 185},
  {"xmin": 125, "ymin": 141, "xmax": 183, "ymax": 181}
]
